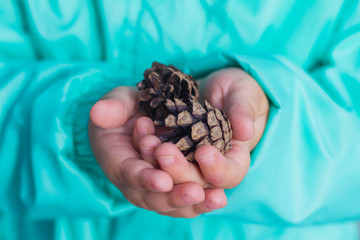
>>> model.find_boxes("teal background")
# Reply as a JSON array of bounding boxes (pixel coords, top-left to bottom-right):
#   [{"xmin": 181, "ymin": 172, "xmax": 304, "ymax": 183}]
[{"xmin": 0, "ymin": 0, "xmax": 360, "ymax": 239}]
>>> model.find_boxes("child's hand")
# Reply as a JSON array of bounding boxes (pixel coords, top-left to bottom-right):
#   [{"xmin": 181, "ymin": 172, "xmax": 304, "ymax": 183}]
[
  {"xmin": 88, "ymin": 87, "xmax": 225, "ymax": 218},
  {"xmin": 88, "ymin": 67, "xmax": 269, "ymax": 218},
  {"xmin": 140, "ymin": 67, "xmax": 269, "ymax": 203},
  {"xmin": 197, "ymin": 67, "xmax": 269, "ymax": 188}
]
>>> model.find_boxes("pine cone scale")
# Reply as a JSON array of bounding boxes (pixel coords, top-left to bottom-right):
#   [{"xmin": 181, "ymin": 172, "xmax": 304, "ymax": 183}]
[
  {"xmin": 175, "ymin": 136, "xmax": 193, "ymax": 152},
  {"xmin": 191, "ymin": 122, "xmax": 209, "ymax": 141},
  {"xmin": 210, "ymin": 126, "xmax": 223, "ymax": 141}
]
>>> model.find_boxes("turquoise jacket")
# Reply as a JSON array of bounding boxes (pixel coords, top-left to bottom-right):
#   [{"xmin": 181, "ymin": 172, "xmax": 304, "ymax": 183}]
[{"xmin": 1, "ymin": 1, "xmax": 360, "ymax": 239}]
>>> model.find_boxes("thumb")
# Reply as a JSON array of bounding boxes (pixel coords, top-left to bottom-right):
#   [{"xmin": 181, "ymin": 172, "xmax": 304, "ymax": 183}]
[
  {"xmin": 203, "ymin": 68, "xmax": 268, "ymax": 142},
  {"xmin": 223, "ymin": 77, "xmax": 269, "ymax": 143},
  {"xmin": 90, "ymin": 87, "xmax": 138, "ymax": 129},
  {"xmin": 224, "ymin": 98, "xmax": 256, "ymax": 142}
]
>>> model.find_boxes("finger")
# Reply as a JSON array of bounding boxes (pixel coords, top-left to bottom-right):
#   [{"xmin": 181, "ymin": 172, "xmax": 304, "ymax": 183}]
[
  {"xmin": 214, "ymin": 77, "xmax": 257, "ymax": 141},
  {"xmin": 121, "ymin": 182, "xmax": 205, "ymax": 213},
  {"xmin": 158, "ymin": 188, "xmax": 227, "ymax": 218},
  {"xmin": 92, "ymin": 129, "xmax": 173, "ymax": 192},
  {"xmin": 138, "ymin": 135, "xmax": 162, "ymax": 167},
  {"xmin": 195, "ymin": 144, "xmax": 250, "ymax": 189},
  {"xmin": 224, "ymin": 92, "xmax": 256, "ymax": 142},
  {"xmin": 154, "ymin": 143, "xmax": 206, "ymax": 186},
  {"xmin": 194, "ymin": 188, "xmax": 227, "ymax": 214},
  {"xmin": 154, "ymin": 182, "xmax": 205, "ymax": 212},
  {"xmin": 133, "ymin": 116, "xmax": 156, "ymax": 150},
  {"xmin": 114, "ymin": 157, "xmax": 174, "ymax": 192},
  {"xmin": 166, "ymin": 182, "xmax": 205, "ymax": 210},
  {"xmin": 89, "ymin": 87, "xmax": 138, "ymax": 129}
]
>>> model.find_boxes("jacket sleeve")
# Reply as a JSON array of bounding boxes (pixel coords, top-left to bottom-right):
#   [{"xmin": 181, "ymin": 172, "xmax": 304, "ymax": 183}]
[
  {"xmin": 188, "ymin": 3, "xmax": 360, "ymax": 226},
  {"xmin": 0, "ymin": 0, "xmax": 138, "ymax": 219},
  {"xmin": 0, "ymin": 62, "xmax": 138, "ymax": 218}
]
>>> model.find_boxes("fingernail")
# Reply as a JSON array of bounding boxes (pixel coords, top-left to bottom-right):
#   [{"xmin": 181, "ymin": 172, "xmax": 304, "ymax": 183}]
[
  {"xmin": 198, "ymin": 154, "xmax": 215, "ymax": 164},
  {"xmin": 158, "ymin": 155, "xmax": 175, "ymax": 167}
]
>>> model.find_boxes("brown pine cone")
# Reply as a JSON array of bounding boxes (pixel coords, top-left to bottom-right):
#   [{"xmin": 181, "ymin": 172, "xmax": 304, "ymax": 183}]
[{"xmin": 137, "ymin": 62, "xmax": 232, "ymax": 162}]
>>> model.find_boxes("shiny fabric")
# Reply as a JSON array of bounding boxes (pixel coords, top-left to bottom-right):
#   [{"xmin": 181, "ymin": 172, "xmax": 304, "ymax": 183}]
[{"xmin": 0, "ymin": 0, "xmax": 360, "ymax": 239}]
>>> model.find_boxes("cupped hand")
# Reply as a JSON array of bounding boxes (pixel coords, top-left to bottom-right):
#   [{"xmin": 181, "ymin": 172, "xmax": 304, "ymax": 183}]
[
  {"xmin": 197, "ymin": 67, "xmax": 269, "ymax": 187},
  {"xmin": 88, "ymin": 87, "xmax": 225, "ymax": 218}
]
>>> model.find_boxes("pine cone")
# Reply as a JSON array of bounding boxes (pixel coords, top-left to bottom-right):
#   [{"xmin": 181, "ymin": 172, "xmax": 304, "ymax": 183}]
[{"xmin": 137, "ymin": 62, "xmax": 232, "ymax": 162}]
